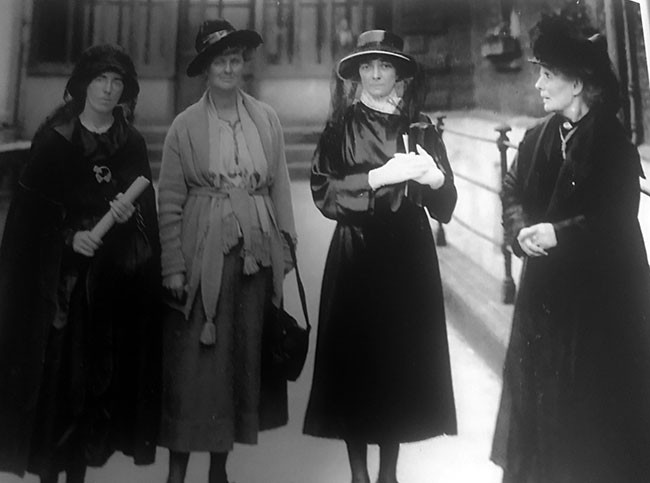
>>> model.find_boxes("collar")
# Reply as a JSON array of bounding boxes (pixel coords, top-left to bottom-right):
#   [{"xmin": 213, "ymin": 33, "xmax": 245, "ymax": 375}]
[{"xmin": 359, "ymin": 88, "xmax": 402, "ymax": 115}]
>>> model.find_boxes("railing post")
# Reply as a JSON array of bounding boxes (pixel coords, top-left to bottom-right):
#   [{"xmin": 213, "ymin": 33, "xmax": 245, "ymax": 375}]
[
  {"xmin": 435, "ymin": 114, "xmax": 447, "ymax": 247},
  {"xmin": 496, "ymin": 123, "xmax": 516, "ymax": 304}
]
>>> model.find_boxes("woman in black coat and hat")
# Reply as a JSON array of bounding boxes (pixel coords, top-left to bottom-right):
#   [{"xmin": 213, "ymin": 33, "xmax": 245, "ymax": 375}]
[
  {"xmin": 0, "ymin": 45, "xmax": 161, "ymax": 483},
  {"xmin": 303, "ymin": 30, "xmax": 458, "ymax": 483},
  {"xmin": 491, "ymin": 14, "xmax": 650, "ymax": 482}
]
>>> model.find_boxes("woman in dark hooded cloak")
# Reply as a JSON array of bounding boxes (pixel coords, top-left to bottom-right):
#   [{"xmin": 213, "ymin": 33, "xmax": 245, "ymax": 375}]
[{"xmin": 0, "ymin": 44, "xmax": 161, "ymax": 483}]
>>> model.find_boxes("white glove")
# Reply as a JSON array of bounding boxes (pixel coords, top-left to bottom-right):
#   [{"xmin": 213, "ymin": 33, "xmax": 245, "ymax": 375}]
[
  {"xmin": 412, "ymin": 144, "xmax": 445, "ymax": 189},
  {"xmin": 368, "ymin": 152, "xmax": 431, "ymax": 190}
]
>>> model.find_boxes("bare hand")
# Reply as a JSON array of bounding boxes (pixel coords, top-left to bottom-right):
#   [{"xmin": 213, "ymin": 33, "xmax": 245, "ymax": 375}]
[
  {"xmin": 110, "ymin": 193, "xmax": 136, "ymax": 224},
  {"xmin": 72, "ymin": 231, "xmax": 102, "ymax": 257},
  {"xmin": 517, "ymin": 223, "xmax": 557, "ymax": 257},
  {"xmin": 412, "ymin": 144, "xmax": 445, "ymax": 189},
  {"xmin": 163, "ymin": 273, "xmax": 186, "ymax": 301}
]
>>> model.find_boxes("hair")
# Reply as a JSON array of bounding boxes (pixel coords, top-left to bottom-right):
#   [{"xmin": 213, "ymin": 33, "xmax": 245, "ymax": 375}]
[
  {"xmin": 36, "ymin": 44, "xmax": 139, "ymax": 136},
  {"xmin": 531, "ymin": 13, "xmax": 621, "ymax": 113}
]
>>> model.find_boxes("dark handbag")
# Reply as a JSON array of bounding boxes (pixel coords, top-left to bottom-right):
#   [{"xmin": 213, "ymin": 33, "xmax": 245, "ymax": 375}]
[
  {"xmin": 264, "ymin": 233, "xmax": 311, "ymax": 382},
  {"xmin": 112, "ymin": 209, "xmax": 152, "ymax": 274}
]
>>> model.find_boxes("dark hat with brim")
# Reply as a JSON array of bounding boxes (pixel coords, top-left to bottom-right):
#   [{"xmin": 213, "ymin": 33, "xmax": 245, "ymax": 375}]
[
  {"xmin": 186, "ymin": 19, "xmax": 262, "ymax": 77},
  {"xmin": 337, "ymin": 30, "xmax": 417, "ymax": 81},
  {"xmin": 65, "ymin": 44, "xmax": 140, "ymax": 104}
]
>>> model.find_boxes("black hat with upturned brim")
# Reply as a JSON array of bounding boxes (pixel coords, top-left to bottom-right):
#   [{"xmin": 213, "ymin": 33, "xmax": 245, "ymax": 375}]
[
  {"xmin": 337, "ymin": 30, "xmax": 417, "ymax": 81},
  {"xmin": 186, "ymin": 19, "xmax": 262, "ymax": 77}
]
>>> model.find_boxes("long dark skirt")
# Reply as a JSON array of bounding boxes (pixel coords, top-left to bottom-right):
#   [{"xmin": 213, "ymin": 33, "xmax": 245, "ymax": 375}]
[
  {"xmin": 160, "ymin": 248, "xmax": 287, "ymax": 452},
  {"xmin": 26, "ymin": 262, "xmax": 160, "ymax": 477},
  {"xmin": 303, "ymin": 211, "xmax": 457, "ymax": 443}
]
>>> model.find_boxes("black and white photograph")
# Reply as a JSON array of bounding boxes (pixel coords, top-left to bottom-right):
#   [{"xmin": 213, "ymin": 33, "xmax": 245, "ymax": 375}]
[{"xmin": 0, "ymin": 0, "xmax": 649, "ymax": 482}]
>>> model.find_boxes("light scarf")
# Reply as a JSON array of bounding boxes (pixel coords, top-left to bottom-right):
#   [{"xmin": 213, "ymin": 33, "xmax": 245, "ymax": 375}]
[
  {"xmin": 192, "ymin": 91, "xmax": 273, "ymax": 344},
  {"xmin": 359, "ymin": 88, "xmax": 402, "ymax": 114}
]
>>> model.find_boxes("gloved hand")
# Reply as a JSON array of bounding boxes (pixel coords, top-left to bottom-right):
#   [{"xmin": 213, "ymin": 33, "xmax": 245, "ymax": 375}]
[
  {"xmin": 412, "ymin": 144, "xmax": 445, "ymax": 189},
  {"xmin": 368, "ymin": 151, "xmax": 431, "ymax": 189}
]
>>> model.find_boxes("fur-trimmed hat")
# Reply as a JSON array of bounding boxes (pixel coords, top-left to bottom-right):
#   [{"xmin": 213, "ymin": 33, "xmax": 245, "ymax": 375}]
[
  {"xmin": 65, "ymin": 44, "xmax": 139, "ymax": 104},
  {"xmin": 337, "ymin": 30, "xmax": 417, "ymax": 81},
  {"xmin": 530, "ymin": 14, "xmax": 620, "ymax": 111},
  {"xmin": 186, "ymin": 19, "xmax": 262, "ymax": 77}
]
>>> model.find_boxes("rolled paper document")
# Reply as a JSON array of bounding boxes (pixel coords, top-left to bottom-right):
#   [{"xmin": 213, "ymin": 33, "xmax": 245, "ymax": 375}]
[{"xmin": 90, "ymin": 176, "xmax": 151, "ymax": 240}]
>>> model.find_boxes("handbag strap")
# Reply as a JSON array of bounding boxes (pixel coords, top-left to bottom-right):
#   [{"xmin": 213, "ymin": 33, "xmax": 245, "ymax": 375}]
[{"xmin": 283, "ymin": 232, "xmax": 311, "ymax": 331}]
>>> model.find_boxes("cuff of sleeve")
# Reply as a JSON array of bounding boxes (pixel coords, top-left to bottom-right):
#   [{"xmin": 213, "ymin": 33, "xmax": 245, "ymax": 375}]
[
  {"xmin": 345, "ymin": 173, "xmax": 375, "ymax": 212},
  {"xmin": 348, "ymin": 173, "xmax": 372, "ymax": 191},
  {"xmin": 551, "ymin": 221, "xmax": 567, "ymax": 244},
  {"xmin": 63, "ymin": 228, "xmax": 76, "ymax": 247},
  {"xmin": 512, "ymin": 239, "xmax": 525, "ymax": 258}
]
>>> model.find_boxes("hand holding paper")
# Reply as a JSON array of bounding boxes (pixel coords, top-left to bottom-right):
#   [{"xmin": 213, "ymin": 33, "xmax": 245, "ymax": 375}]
[
  {"xmin": 110, "ymin": 193, "xmax": 136, "ymax": 224},
  {"xmin": 72, "ymin": 231, "xmax": 102, "ymax": 257}
]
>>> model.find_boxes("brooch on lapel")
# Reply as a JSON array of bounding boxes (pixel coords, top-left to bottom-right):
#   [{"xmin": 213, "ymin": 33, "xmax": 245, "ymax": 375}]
[{"xmin": 93, "ymin": 165, "xmax": 112, "ymax": 184}]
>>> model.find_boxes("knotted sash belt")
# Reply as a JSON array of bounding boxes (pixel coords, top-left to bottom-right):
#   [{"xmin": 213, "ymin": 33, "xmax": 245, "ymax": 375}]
[{"xmin": 186, "ymin": 185, "xmax": 271, "ymax": 345}]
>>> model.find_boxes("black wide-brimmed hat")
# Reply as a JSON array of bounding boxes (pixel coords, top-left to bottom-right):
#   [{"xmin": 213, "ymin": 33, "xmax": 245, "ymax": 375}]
[
  {"xmin": 337, "ymin": 30, "xmax": 417, "ymax": 81},
  {"xmin": 186, "ymin": 19, "xmax": 262, "ymax": 77},
  {"xmin": 65, "ymin": 44, "xmax": 139, "ymax": 104}
]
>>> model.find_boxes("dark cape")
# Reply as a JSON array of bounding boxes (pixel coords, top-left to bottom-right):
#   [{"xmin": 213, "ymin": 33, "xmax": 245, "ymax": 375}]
[
  {"xmin": 492, "ymin": 109, "xmax": 650, "ymax": 482},
  {"xmin": 303, "ymin": 101, "xmax": 458, "ymax": 443},
  {"xmin": 0, "ymin": 114, "xmax": 162, "ymax": 477}
]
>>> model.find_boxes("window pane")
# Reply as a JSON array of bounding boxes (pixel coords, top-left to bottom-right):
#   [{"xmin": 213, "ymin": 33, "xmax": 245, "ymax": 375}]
[{"xmin": 31, "ymin": 0, "xmax": 71, "ymax": 63}]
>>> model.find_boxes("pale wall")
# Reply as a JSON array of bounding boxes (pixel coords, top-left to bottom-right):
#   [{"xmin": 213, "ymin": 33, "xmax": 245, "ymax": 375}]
[
  {"xmin": 0, "ymin": 0, "xmax": 23, "ymax": 127},
  {"xmin": 257, "ymin": 78, "xmax": 330, "ymax": 127},
  {"xmin": 21, "ymin": 77, "xmax": 176, "ymax": 139},
  {"xmin": 21, "ymin": 77, "xmax": 68, "ymax": 138}
]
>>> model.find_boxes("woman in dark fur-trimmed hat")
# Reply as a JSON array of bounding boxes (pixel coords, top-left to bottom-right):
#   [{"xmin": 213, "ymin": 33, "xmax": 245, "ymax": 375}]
[
  {"xmin": 0, "ymin": 44, "xmax": 162, "ymax": 482},
  {"xmin": 491, "ymin": 13, "xmax": 650, "ymax": 482}
]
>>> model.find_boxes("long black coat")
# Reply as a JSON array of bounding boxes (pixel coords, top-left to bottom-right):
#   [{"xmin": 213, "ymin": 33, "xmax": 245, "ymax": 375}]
[
  {"xmin": 0, "ymin": 117, "xmax": 161, "ymax": 476},
  {"xmin": 303, "ymin": 102, "xmax": 458, "ymax": 443},
  {"xmin": 492, "ymin": 109, "xmax": 650, "ymax": 482}
]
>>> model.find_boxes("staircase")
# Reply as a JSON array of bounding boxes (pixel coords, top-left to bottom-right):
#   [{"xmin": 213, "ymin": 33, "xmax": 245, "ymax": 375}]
[
  {"xmin": 282, "ymin": 125, "xmax": 320, "ymax": 181},
  {"xmin": 137, "ymin": 123, "xmax": 320, "ymax": 182},
  {"xmin": 136, "ymin": 124, "xmax": 167, "ymax": 180}
]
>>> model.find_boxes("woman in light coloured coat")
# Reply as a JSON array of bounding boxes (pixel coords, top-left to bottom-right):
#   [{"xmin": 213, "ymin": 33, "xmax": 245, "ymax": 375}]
[{"xmin": 157, "ymin": 19, "xmax": 296, "ymax": 483}]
